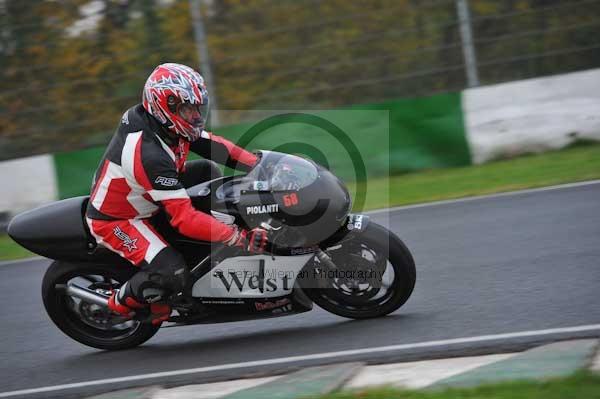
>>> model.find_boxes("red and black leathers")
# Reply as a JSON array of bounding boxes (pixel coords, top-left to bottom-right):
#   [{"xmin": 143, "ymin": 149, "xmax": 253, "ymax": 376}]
[
  {"xmin": 86, "ymin": 104, "xmax": 257, "ymax": 251},
  {"xmin": 86, "ymin": 104, "xmax": 258, "ymax": 323}
]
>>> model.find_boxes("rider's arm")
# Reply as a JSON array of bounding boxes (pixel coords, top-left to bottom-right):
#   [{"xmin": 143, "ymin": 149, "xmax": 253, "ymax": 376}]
[
  {"xmin": 189, "ymin": 130, "xmax": 257, "ymax": 171},
  {"xmin": 139, "ymin": 155, "xmax": 235, "ymax": 242}
]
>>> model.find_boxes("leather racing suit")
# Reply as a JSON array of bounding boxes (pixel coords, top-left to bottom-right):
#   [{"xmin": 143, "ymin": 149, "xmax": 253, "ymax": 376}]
[{"xmin": 85, "ymin": 104, "xmax": 257, "ymax": 323}]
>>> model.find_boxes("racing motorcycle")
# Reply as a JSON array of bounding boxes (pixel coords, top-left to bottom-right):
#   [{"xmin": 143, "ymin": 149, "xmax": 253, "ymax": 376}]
[{"xmin": 8, "ymin": 151, "xmax": 415, "ymax": 350}]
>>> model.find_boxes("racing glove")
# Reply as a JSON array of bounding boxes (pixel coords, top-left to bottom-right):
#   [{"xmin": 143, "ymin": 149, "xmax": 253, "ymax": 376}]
[{"xmin": 224, "ymin": 227, "xmax": 269, "ymax": 253}]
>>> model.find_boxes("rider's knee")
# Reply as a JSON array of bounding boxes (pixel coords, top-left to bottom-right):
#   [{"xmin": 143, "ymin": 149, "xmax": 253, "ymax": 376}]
[
  {"xmin": 126, "ymin": 247, "xmax": 187, "ymax": 303},
  {"xmin": 146, "ymin": 247, "xmax": 188, "ymax": 294}
]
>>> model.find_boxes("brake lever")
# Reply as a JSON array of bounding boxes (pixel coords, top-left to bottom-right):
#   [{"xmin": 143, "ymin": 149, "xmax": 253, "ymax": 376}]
[{"xmin": 259, "ymin": 220, "xmax": 282, "ymax": 261}]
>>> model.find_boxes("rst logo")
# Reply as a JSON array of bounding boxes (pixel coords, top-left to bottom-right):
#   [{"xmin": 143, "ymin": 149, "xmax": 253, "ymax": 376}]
[
  {"xmin": 155, "ymin": 176, "xmax": 179, "ymax": 187},
  {"xmin": 214, "ymin": 260, "xmax": 291, "ymax": 293}
]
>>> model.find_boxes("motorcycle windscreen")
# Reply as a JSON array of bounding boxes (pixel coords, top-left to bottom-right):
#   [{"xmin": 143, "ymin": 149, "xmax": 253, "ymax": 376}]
[
  {"xmin": 246, "ymin": 151, "xmax": 319, "ymax": 192},
  {"xmin": 241, "ymin": 151, "xmax": 351, "ymax": 246}
]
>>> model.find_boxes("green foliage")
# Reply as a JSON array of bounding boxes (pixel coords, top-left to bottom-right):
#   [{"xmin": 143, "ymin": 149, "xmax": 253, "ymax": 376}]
[
  {"xmin": 0, "ymin": 234, "xmax": 34, "ymax": 261},
  {"xmin": 348, "ymin": 140, "xmax": 600, "ymax": 210},
  {"xmin": 1, "ymin": 0, "xmax": 599, "ymax": 160}
]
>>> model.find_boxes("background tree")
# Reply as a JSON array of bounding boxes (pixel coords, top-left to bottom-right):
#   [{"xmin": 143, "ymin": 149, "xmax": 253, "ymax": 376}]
[{"xmin": 1, "ymin": 0, "xmax": 598, "ymax": 160}]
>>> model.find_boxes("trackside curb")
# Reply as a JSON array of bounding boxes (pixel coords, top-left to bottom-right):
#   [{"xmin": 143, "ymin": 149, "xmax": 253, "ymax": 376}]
[
  {"xmin": 221, "ymin": 362, "xmax": 363, "ymax": 399},
  {"xmin": 345, "ymin": 353, "xmax": 515, "ymax": 390},
  {"xmin": 429, "ymin": 339, "xmax": 599, "ymax": 389},
  {"xmin": 85, "ymin": 386, "xmax": 161, "ymax": 399},
  {"xmin": 592, "ymin": 343, "xmax": 600, "ymax": 373},
  {"xmin": 77, "ymin": 339, "xmax": 600, "ymax": 398}
]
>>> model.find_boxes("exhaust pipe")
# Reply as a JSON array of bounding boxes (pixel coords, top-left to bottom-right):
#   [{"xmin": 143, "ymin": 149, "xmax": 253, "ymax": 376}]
[{"xmin": 61, "ymin": 284, "xmax": 110, "ymax": 307}]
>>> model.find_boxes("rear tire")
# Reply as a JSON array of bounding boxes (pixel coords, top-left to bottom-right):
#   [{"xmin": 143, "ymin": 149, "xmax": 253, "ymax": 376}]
[
  {"xmin": 42, "ymin": 261, "xmax": 161, "ymax": 350},
  {"xmin": 304, "ymin": 222, "xmax": 416, "ymax": 319}
]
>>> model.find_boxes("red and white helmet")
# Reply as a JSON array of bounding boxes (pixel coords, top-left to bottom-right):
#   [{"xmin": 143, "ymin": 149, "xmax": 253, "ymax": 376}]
[{"xmin": 142, "ymin": 63, "xmax": 209, "ymax": 141}]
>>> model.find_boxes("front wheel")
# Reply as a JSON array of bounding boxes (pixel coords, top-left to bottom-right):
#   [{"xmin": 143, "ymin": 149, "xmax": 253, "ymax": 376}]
[
  {"xmin": 303, "ymin": 222, "xmax": 416, "ymax": 319},
  {"xmin": 42, "ymin": 261, "xmax": 161, "ymax": 350}
]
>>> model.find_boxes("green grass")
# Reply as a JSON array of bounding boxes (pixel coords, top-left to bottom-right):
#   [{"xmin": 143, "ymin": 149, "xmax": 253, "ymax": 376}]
[
  {"xmin": 1, "ymin": 143, "xmax": 599, "ymax": 262},
  {"xmin": 0, "ymin": 233, "xmax": 34, "ymax": 261},
  {"xmin": 350, "ymin": 142, "xmax": 600, "ymax": 211},
  {"xmin": 319, "ymin": 372, "xmax": 600, "ymax": 399}
]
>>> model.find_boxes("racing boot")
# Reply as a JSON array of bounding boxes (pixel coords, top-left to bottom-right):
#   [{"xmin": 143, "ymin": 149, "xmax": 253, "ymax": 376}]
[
  {"xmin": 108, "ymin": 284, "xmax": 172, "ymax": 325},
  {"xmin": 148, "ymin": 303, "xmax": 171, "ymax": 326},
  {"xmin": 108, "ymin": 289, "xmax": 145, "ymax": 319}
]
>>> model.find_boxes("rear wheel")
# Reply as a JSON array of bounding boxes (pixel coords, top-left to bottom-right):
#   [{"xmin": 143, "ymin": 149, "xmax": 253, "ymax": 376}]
[
  {"xmin": 42, "ymin": 261, "xmax": 161, "ymax": 350},
  {"xmin": 303, "ymin": 222, "xmax": 416, "ymax": 319}
]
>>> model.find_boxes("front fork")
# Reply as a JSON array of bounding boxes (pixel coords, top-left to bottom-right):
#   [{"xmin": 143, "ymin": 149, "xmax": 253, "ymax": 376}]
[{"xmin": 308, "ymin": 214, "xmax": 371, "ymax": 288}]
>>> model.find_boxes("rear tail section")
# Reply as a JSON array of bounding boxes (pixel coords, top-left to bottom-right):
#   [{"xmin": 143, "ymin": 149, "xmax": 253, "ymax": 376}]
[{"xmin": 8, "ymin": 196, "xmax": 97, "ymax": 261}]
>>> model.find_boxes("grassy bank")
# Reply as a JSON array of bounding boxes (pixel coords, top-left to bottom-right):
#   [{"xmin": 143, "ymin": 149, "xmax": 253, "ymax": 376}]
[
  {"xmin": 349, "ymin": 142, "xmax": 600, "ymax": 210},
  {"xmin": 1, "ymin": 143, "xmax": 599, "ymax": 261},
  {"xmin": 320, "ymin": 372, "xmax": 600, "ymax": 399},
  {"xmin": 0, "ymin": 234, "xmax": 34, "ymax": 261}
]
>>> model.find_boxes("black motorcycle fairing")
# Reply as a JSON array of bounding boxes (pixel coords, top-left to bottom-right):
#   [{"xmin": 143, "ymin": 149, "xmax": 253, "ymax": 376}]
[
  {"xmin": 345, "ymin": 213, "xmax": 371, "ymax": 232},
  {"xmin": 185, "ymin": 151, "xmax": 352, "ymax": 248},
  {"xmin": 170, "ymin": 289, "xmax": 313, "ymax": 326},
  {"xmin": 7, "ymin": 196, "xmax": 127, "ymax": 265},
  {"xmin": 8, "ymin": 150, "xmax": 356, "ymax": 266},
  {"xmin": 314, "ymin": 214, "xmax": 372, "ymax": 250}
]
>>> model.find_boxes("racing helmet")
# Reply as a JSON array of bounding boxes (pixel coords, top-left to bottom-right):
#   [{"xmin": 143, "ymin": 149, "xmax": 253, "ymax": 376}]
[{"xmin": 142, "ymin": 63, "xmax": 209, "ymax": 141}]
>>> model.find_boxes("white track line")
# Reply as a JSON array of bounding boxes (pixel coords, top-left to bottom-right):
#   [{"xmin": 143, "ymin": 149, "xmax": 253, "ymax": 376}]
[
  {"xmin": 2, "ymin": 323, "xmax": 600, "ymax": 398},
  {"xmin": 366, "ymin": 179, "xmax": 600, "ymax": 215}
]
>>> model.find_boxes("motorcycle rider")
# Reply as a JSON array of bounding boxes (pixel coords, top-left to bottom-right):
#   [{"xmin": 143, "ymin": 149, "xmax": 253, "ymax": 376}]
[{"xmin": 86, "ymin": 63, "xmax": 268, "ymax": 325}]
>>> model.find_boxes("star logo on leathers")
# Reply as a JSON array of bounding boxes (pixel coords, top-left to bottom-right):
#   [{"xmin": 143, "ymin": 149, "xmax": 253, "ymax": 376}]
[
  {"xmin": 122, "ymin": 238, "xmax": 138, "ymax": 252},
  {"xmin": 113, "ymin": 227, "xmax": 139, "ymax": 252}
]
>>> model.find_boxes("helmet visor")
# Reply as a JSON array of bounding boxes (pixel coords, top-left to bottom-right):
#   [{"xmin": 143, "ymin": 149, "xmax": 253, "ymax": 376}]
[{"xmin": 178, "ymin": 101, "xmax": 209, "ymax": 129}]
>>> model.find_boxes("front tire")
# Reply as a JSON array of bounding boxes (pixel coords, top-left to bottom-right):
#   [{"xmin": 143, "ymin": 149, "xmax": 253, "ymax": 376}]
[
  {"xmin": 42, "ymin": 261, "xmax": 161, "ymax": 350},
  {"xmin": 304, "ymin": 222, "xmax": 416, "ymax": 319}
]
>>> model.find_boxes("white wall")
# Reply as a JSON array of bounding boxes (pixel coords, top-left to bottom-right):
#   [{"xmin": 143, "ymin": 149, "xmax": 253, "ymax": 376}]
[
  {"xmin": 0, "ymin": 155, "xmax": 57, "ymax": 214},
  {"xmin": 463, "ymin": 68, "xmax": 600, "ymax": 164}
]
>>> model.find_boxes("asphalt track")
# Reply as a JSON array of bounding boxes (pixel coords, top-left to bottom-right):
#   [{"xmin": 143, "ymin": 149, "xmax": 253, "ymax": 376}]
[{"xmin": 1, "ymin": 182, "xmax": 599, "ymax": 398}]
